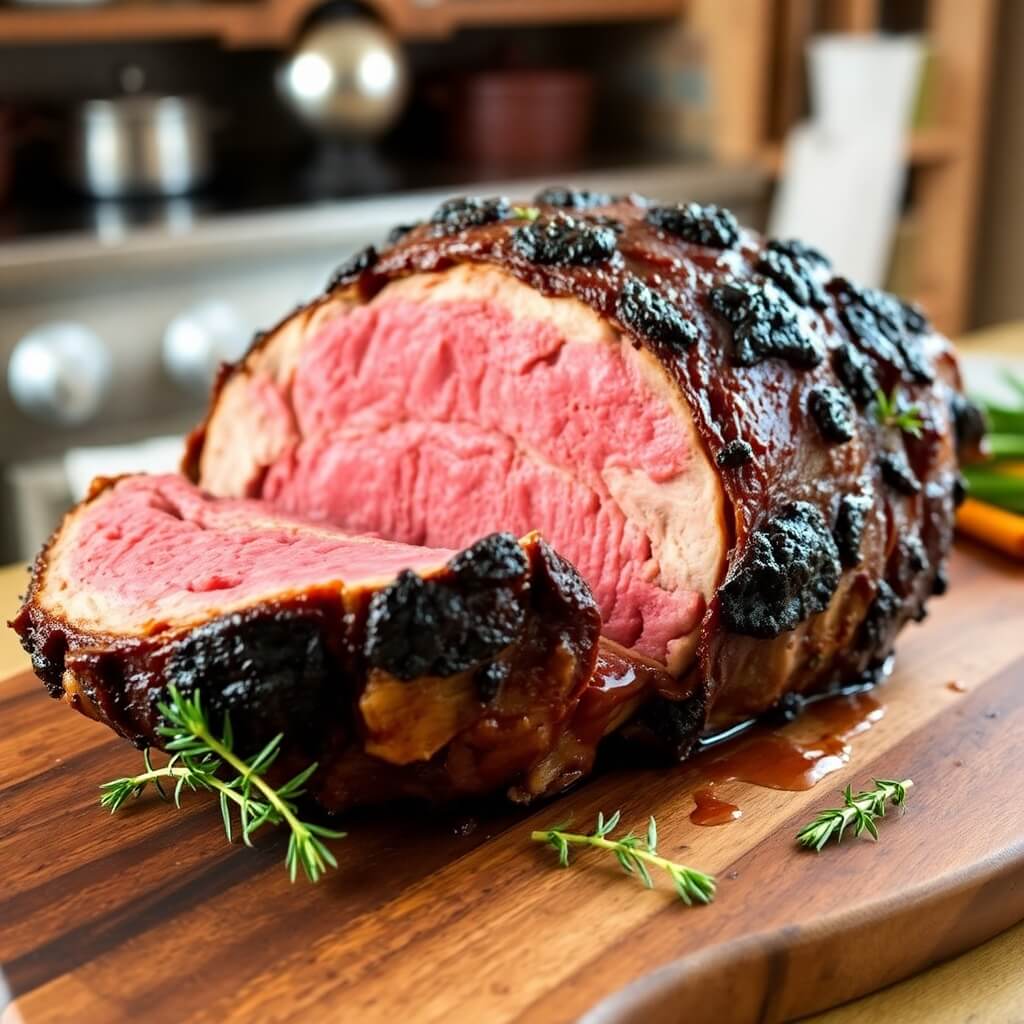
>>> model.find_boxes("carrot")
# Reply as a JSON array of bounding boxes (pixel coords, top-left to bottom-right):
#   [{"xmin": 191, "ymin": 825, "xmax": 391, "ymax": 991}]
[{"xmin": 956, "ymin": 497, "xmax": 1024, "ymax": 560}]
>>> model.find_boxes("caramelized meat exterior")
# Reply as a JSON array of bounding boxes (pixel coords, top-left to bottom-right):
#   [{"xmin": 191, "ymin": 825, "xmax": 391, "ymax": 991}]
[
  {"xmin": 188, "ymin": 190, "xmax": 975, "ymax": 735},
  {"xmin": 11, "ymin": 475, "xmax": 606, "ymax": 810}
]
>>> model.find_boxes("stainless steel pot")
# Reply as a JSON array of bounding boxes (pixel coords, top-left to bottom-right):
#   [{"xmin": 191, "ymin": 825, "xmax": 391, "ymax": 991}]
[{"xmin": 70, "ymin": 95, "xmax": 211, "ymax": 199}]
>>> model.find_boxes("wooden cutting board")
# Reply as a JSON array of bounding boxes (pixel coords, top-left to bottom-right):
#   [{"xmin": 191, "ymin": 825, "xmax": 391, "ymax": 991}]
[{"xmin": 1, "ymin": 542, "xmax": 1022, "ymax": 1024}]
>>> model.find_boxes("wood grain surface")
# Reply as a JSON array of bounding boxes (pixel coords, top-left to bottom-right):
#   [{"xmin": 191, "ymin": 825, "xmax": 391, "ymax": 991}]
[{"xmin": 1, "ymin": 543, "xmax": 1022, "ymax": 1024}]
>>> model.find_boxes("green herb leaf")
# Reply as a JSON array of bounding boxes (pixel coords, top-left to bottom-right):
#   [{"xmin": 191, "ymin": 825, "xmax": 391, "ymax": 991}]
[
  {"xmin": 531, "ymin": 811, "xmax": 716, "ymax": 905},
  {"xmin": 512, "ymin": 205, "xmax": 541, "ymax": 221},
  {"xmin": 796, "ymin": 778, "xmax": 913, "ymax": 851},
  {"xmin": 874, "ymin": 388, "xmax": 924, "ymax": 438},
  {"xmin": 99, "ymin": 685, "xmax": 346, "ymax": 882}
]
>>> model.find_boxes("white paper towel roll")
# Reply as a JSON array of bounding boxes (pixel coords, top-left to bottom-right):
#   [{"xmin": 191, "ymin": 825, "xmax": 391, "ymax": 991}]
[{"xmin": 769, "ymin": 34, "xmax": 924, "ymax": 288}]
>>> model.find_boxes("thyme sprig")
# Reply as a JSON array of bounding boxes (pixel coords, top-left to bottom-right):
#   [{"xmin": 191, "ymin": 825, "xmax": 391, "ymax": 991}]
[
  {"xmin": 531, "ymin": 810, "xmax": 716, "ymax": 905},
  {"xmin": 797, "ymin": 778, "xmax": 913, "ymax": 852},
  {"xmin": 874, "ymin": 388, "xmax": 924, "ymax": 438},
  {"xmin": 99, "ymin": 685, "xmax": 345, "ymax": 882}
]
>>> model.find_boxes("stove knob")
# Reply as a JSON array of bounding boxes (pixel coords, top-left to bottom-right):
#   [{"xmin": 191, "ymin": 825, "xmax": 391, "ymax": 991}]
[
  {"xmin": 163, "ymin": 300, "xmax": 251, "ymax": 395},
  {"xmin": 7, "ymin": 322, "xmax": 113, "ymax": 426}
]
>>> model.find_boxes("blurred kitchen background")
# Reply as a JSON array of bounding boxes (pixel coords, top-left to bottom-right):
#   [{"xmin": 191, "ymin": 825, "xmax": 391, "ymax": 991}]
[{"xmin": 0, "ymin": 0, "xmax": 1019, "ymax": 562}]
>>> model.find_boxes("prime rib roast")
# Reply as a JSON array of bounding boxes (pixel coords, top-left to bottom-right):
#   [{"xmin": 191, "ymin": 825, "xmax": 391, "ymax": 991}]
[{"xmin": 13, "ymin": 189, "xmax": 983, "ymax": 811}]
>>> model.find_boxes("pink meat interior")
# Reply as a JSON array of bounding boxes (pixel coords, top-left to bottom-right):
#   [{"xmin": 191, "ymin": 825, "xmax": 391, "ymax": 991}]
[
  {"xmin": 66, "ymin": 474, "xmax": 454, "ymax": 626},
  {"xmin": 256, "ymin": 295, "xmax": 705, "ymax": 660}
]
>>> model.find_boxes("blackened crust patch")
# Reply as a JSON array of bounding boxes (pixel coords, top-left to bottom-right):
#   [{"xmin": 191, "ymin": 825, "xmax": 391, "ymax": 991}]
[
  {"xmin": 364, "ymin": 535, "xmax": 531, "ymax": 681},
  {"xmin": 809, "ymin": 385, "xmax": 856, "ymax": 443},
  {"xmin": 534, "ymin": 186, "xmax": 611, "ymax": 210},
  {"xmin": 431, "ymin": 196, "xmax": 510, "ymax": 235},
  {"xmin": 387, "ymin": 222, "xmax": 420, "ymax": 244},
  {"xmin": 646, "ymin": 202, "xmax": 739, "ymax": 249},
  {"xmin": 718, "ymin": 502, "xmax": 841, "ymax": 638},
  {"xmin": 710, "ymin": 280, "xmax": 822, "ymax": 368},
  {"xmin": 833, "ymin": 342, "xmax": 880, "ymax": 407},
  {"xmin": 474, "ymin": 661, "xmax": 509, "ymax": 704},
  {"xmin": 859, "ymin": 579, "xmax": 902, "ymax": 650},
  {"xmin": 953, "ymin": 474, "xmax": 968, "ymax": 507},
  {"xmin": 447, "ymin": 532, "xmax": 529, "ymax": 584},
  {"xmin": 833, "ymin": 279, "xmax": 933, "ymax": 384},
  {"xmin": 163, "ymin": 608, "xmax": 333, "ymax": 753},
  {"xmin": 878, "ymin": 450, "xmax": 921, "ymax": 495},
  {"xmin": 512, "ymin": 216, "xmax": 618, "ymax": 267},
  {"xmin": 618, "ymin": 690, "xmax": 707, "ymax": 763},
  {"xmin": 833, "ymin": 492, "xmax": 872, "ymax": 568},
  {"xmin": 767, "ymin": 238, "xmax": 830, "ymax": 268},
  {"xmin": 716, "ymin": 439, "xmax": 753, "ymax": 468},
  {"xmin": 951, "ymin": 392, "xmax": 987, "ymax": 450},
  {"xmin": 327, "ymin": 245, "xmax": 378, "ymax": 290},
  {"xmin": 757, "ymin": 246, "xmax": 828, "ymax": 309},
  {"xmin": 616, "ymin": 276, "xmax": 698, "ymax": 350}
]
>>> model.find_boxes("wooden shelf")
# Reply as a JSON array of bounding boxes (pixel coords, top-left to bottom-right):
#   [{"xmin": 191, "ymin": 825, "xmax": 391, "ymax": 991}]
[
  {"xmin": 757, "ymin": 130, "xmax": 960, "ymax": 177},
  {"xmin": 0, "ymin": 0, "xmax": 686, "ymax": 48}
]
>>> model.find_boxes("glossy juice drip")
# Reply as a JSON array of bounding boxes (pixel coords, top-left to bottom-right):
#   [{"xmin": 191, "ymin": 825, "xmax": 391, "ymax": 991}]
[
  {"xmin": 689, "ymin": 784, "xmax": 742, "ymax": 826},
  {"xmin": 689, "ymin": 692, "xmax": 885, "ymax": 825}
]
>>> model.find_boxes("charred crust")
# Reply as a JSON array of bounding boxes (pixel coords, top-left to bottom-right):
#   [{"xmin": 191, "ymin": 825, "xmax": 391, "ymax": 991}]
[
  {"xmin": 899, "ymin": 534, "xmax": 928, "ymax": 575},
  {"xmin": 616, "ymin": 276, "xmax": 697, "ymax": 350},
  {"xmin": 833, "ymin": 342, "xmax": 880, "ymax": 407},
  {"xmin": 834, "ymin": 279, "xmax": 933, "ymax": 384},
  {"xmin": 901, "ymin": 300, "xmax": 930, "ymax": 334},
  {"xmin": 772, "ymin": 691, "xmax": 807, "ymax": 723},
  {"xmin": 15, "ymin": 613, "xmax": 68, "ymax": 697},
  {"xmin": 533, "ymin": 186, "xmax": 611, "ymax": 210},
  {"xmin": 833, "ymin": 492, "xmax": 872, "ymax": 568},
  {"xmin": 363, "ymin": 568, "xmax": 526, "ymax": 681},
  {"xmin": 530, "ymin": 537, "xmax": 601, "ymax": 621},
  {"xmin": 766, "ymin": 238, "xmax": 830, "ymax": 268},
  {"xmin": 859, "ymin": 579, "xmax": 902, "ymax": 651},
  {"xmin": 718, "ymin": 501, "xmax": 841, "ymax": 638},
  {"xmin": 953, "ymin": 474, "xmax": 968, "ymax": 507},
  {"xmin": 430, "ymin": 196, "xmax": 511, "ymax": 235},
  {"xmin": 387, "ymin": 222, "xmax": 420, "ymax": 245},
  {"xmin": 646, "ymin": 202, "xmax": 739, "ymax": 249},
  {"xmin": 932, "ymin": 563, "xmax": 949, "ymax": 595},
  {"xmin": 512, "ymin": 215, "xmax": 618, "ymax": 267},
  {"xmin": 951, "ymin": 393, "xmax": 987, "ymax": 451},
  {"xmin": 447, "ymin": 532, "xmax": 528, "ymax": 584},
  {"xmin": 878, "ymin": 450, "xmax": 921, "ymax": 495},
  {"xmin": 618, "ymin": 689, "xmax": 706, "ymax": 762},
  {"xmin": 710, "ymin": 280, "xmax": 822, "ymax": 368},
  {"xmin": 809, "ymin": 385, "xmax": 856, "ymax": 443},
  {"xmin": 162, "ymin": 607, "xmax": 335, "ymax": 754},
  {"xmin": 474, "ymin": 661, "xmax": 509, "ymax": 704},
  {"xmin": 327, "ymin": 245, "xmax": 378, "ymax": 290},
  {"xmin": 757, "ymin": 246, "xmax": 828, "ymax": 309},
  {"xmin": 716, "ymin": 439, "xmax": 753, "ymax": 469}
]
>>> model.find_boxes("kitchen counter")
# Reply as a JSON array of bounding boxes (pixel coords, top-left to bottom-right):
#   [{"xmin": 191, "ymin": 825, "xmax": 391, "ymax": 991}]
[{"xmin": 1, "ymin": 559, "xmax": 1020, "ymax": 1023}]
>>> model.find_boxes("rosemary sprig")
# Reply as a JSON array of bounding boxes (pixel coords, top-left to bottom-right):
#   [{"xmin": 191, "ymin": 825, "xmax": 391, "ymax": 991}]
[
  {"xmin": 874, "ymin": 388, "xmax": 924, "ymax": 438},
  {"xmin": 531, "ymin": 810, "xmax": 716, "ymax": 905},
  {"xmin": 99, "ymin": 685, "xmax": 345, "ymax": 882},
  {"xmin": 512, "ymin": 205, "xmax": 541, "ymax": 221},
  {"xmin": 796, "ymin": 778, "xmax": 913, "ymax": 852}
]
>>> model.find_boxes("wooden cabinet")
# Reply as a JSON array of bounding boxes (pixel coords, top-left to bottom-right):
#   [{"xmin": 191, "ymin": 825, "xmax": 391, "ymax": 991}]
[{"xmin": 0, "ymin": 0, "xmax": 685, "ymax": 48}]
